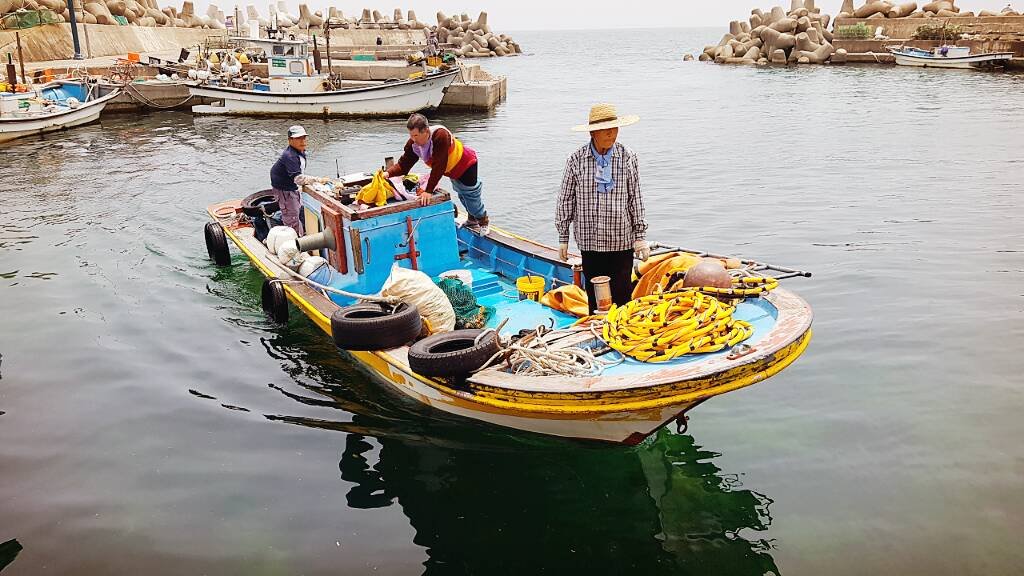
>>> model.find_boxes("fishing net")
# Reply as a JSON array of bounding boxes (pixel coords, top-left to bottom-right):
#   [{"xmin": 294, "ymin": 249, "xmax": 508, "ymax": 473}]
[{"xmin": 438, "ymin": 278, "xmax": 493, "ymax": 330}]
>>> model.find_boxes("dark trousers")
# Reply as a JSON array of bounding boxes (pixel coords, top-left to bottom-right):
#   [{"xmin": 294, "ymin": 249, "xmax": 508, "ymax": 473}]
[{"xmin": 581, "ymin": 250, "xmax": 634, "ymax": 314}]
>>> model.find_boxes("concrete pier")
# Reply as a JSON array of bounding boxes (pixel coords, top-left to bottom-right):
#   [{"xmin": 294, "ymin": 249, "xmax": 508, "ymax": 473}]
[{"xmin": 439, "ymin": 65, "xmax": 506, "ymax": 111}]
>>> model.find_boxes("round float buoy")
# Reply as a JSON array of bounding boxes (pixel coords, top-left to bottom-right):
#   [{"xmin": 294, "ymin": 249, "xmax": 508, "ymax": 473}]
[
  {"xmin": 408, "ymin": 329, "xmax": 500, "ymax": 378},
  {"xmin": 261, "ymin": 278, "xmax": 288, "ymax": 324},
  {"xmin": 682, "ymin": 259, "xmax": 732, "ymax": 289},
  {"xmin": 330, "ymin": 302, "xmax": 422, "ymax": 351},
  {"xmin": 204, "ymin": 221, "xmax": 231, "ymax": 266}
]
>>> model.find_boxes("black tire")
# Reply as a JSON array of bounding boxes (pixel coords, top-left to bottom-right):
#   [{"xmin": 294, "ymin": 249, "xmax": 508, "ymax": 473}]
[
  {"xmin": 204, "ymin": 222, "xmax": 231, "ymax": 266},
  {"xmin": 241, "ymin": 190, "xmax": 280, "ymax": 218},
  {"xmin": 261, "ymin": 278, "xmax": 288, "ymax": 324},
  {"xmin": 408, "ymin": 329, "xmax": 500, "ymax": 378},
  {"xmin": 331, "ymin": 302, "xmax": 422, "ymax": 351}
]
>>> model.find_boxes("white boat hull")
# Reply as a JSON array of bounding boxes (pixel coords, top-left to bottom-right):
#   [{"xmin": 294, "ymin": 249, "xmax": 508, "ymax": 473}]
[
  {"xmin": 0, "ymin": 90, "xmax": 118, "ymax": 144},
  {"xmin": 349, "ymin": 349, "xmax": 694, "ymax": 445},
  {"xmin": 891, "ymin": 51, "xmax": 1013, "ymax": 69},
  {"xmin": 189, "ymin": 69, "xmax": 459, "ymax": 117}
]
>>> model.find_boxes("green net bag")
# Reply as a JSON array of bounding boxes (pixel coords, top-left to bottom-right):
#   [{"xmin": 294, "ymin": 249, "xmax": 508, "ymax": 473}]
[{"xmin": 438, "ymin": 278, "xmax": 494, "ymax": 330}]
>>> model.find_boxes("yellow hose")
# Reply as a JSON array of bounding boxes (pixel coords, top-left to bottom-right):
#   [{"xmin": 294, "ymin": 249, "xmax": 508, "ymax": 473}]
[
  {"xmin": 602, "ymin": 291, "xmax": 754, "ymax": 363},
  {"xmin": 693, "ymin": 276, "xmax": 779, "ymax": 297}
]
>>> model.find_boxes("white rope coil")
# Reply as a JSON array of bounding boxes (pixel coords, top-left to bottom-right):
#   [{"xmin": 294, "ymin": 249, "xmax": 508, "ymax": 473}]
[{"xmin": 476, "ymin": 322, "xmax": 623, "ymax": 377}]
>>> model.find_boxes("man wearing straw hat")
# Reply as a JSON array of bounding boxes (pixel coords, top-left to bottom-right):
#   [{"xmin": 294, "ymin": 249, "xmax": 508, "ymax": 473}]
[{"xmin": 556, "ymin": 103, "xmax": 649, "ymax": 314}]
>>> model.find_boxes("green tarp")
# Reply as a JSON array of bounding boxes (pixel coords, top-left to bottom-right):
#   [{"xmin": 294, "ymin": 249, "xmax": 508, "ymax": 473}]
[{"xmin": 0, "ymin": 9, "xmax": 60, "ymax": 30}]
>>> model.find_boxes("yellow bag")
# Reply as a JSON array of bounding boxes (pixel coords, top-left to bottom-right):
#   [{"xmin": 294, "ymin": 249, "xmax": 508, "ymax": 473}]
[
  {"xmin": 540, "ymin": 285, "xmax": 590, "ymax": 318},
  {"xmin": 355, "ymin": 170, "xmax": 394, "ymax": 207},
  {"xmin": 632, "ymin": 253, "xmax": 703, "ymax": 299}
]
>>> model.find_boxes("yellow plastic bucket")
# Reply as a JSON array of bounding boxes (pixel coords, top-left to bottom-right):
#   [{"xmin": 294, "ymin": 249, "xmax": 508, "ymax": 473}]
[{"xmin": 516, "ymin": 275, "xmax": 546, "ymax": 302}]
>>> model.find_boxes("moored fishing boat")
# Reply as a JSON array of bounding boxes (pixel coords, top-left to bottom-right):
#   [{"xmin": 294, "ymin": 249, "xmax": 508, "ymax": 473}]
[
  {"xmin": 0, "ymin": 79, "xmax": 119, "ymax": 144},
  {"xmin": 188, "ymin": 38, "xmax": 460, "ymax": 117},
  {"xmin": 202, "ymin": 173, "xmax": 813, "ymax": 444},
  {"xmin": 888, "ymin": 45, "xmax": 1013, "ymax": 69}
]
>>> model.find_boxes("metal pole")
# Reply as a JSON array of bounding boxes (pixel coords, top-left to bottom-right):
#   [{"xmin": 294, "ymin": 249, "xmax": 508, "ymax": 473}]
[
  {"xmin": 65, "ymin": 0, "xmax": 83, "ymax": 60},
  {"xmin": 325, "ymin": 25, "xmax": 332, "ymax": 78},
  {"xmin": 15, "ymin": 32, "xmax": 26, "ymax": 84}
]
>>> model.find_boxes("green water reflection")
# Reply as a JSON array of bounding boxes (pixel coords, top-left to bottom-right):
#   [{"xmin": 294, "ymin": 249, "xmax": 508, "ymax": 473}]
[
  {"xmin": 333, "ymin": 426, "xmax": 778, "ymax": 575},
  {"xmin": 0, "ymin": 539, "xmax": 23, "ymax": 573}
]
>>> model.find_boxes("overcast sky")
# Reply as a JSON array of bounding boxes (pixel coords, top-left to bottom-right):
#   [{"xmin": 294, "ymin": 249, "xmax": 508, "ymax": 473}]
[{"xmin": 206, "ymin": 0, "xmax": 1015, "ymax": 30}]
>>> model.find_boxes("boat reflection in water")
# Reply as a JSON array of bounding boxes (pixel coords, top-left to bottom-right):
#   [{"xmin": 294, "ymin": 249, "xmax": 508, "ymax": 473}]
[
  {"xmin": 338, "ymin": 429, "xmax": 777, "ymax": 574},
  {"xmin": 249, "ymin": 321, "xmax": 779, "ymax": 574},
  {"xmin": 0, "ymin": 539, "xmax": 24, "ymax": 573},
  {"xmin": 273, "ymin": 407, "xmax": 778, "ymax": 573}
]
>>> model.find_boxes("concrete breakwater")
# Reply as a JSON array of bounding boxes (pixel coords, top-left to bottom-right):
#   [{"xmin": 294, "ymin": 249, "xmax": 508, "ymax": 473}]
[
  {"xmin": 697, "ymin": 0, "xmax": 843, "ymax": 65},
  {"xmin": 694, "ymin": 0, "xmax": 1024, "ymax": 66},
  {"xmin": 834, "ymin": 0, "xmax": 1022, "ymax": 19}
]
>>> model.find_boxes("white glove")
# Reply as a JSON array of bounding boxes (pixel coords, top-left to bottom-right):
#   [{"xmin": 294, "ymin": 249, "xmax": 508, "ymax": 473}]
[
  {"xmin": 559, "ymin": 243, "xmax": 569, "ymax": 261},
  {"xmin": 634, "ymin": 239, "xmax": 650, "ymax": 261}
]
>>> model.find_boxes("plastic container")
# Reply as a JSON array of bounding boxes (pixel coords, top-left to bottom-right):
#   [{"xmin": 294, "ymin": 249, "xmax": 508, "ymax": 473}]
[
  {"xmin": 590, "ymin": 275, "xmax": 612, "ymax": 312},
  {"xmin": 516, "ymin": 275, "xmax": 545, "ymax": 302}
]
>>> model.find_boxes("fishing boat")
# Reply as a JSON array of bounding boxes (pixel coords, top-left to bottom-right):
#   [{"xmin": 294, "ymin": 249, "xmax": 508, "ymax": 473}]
[
  {"xmin": 888, "ymin": 45, "xmax": 1013, "ymax": 69},
  {"xmin": 0, "ymin": 79, "xmax": 120, "ymax": 144},
  {"xmin": 188, "ymin": 38, "xmax": 460, "ymax": 117},
  {"xmin": 202, "ymin": 173, "xmax": 813, "ymax": 445}
]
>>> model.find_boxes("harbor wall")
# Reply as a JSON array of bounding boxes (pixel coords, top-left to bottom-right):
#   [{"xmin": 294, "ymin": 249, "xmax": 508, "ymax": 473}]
[
  {"xmin": 0, "ymin": 24, "xmax": 225, "ymax": 62},
  {"xmin": 834, "ymin": 38, "xmax": 1024, "ymax": 57},
  {"xmin": 834, "ymin": 15, "xmax": 1024, "ymax": 39},
  {"xmin": 317, "ymin": 29, "xmax": 428, "ymax": 46},
  {"xmin": 0, "ymin": 25, "xmax": 434, "ymax": 63}
]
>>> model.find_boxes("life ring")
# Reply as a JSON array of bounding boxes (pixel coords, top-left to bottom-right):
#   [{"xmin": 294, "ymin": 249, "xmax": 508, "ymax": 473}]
[
  {"xmin": 261, "ymin": 278, "xmax": 288, "ymax": 324},
  {"xmin": 408, "ymin": 329, "xmax": 500, "ymax": 378},
  {"xmin": 204, "ymin": 222, "xmax": 231, "ymax": 267},
  {"xmin": 330, "ymin": 302, "xmax": 422, "ymax": 351}
]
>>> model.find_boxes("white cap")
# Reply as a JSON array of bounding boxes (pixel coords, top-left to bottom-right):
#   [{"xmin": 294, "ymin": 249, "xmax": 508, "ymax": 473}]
[{"xmin": 287, "ymin": 125, "xmax": 307, "ymax": 138}]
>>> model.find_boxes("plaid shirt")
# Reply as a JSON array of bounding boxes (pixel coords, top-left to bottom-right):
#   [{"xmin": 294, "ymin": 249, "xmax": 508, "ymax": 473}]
[{"xmin": 556, "ymin": 142, "xmax": 648, "ymax": 252}]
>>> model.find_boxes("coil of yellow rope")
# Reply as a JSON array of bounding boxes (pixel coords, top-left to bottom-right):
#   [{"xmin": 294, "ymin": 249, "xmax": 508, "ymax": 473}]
[{"xmin": 602, "ymin": 291, "xmax": 754, "ymax": 363}]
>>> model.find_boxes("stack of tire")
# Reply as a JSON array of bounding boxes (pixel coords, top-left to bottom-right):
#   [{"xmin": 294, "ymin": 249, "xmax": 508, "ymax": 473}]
[{"xmin": 331, "ymin": 303, "xmax": 499, "ymax": 380}]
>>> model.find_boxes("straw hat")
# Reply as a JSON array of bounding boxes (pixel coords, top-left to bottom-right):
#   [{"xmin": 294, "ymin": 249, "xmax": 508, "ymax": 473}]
[{"xmin": 572, "ymin": 103, "xmax": 640, "ymax": 132}]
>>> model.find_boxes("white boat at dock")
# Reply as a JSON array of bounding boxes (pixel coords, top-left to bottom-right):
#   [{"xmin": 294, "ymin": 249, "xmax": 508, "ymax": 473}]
[
  {"xmin": 188, "ymin": 38, "xmax": 460, "ymax": 117},
  {"xmin": 888, "ymin": 45, "xmax": 1013, "ymax": 69},
  {"xmin": 0, "ymin": 79, "xmax": 119, "ymax": 143}
]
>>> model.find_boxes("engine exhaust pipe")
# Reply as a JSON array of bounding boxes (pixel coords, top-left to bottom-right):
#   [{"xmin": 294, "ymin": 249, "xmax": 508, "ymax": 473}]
[{"xmin": 296, "ymin": 229, "xmax": 336, "ymax": 253}]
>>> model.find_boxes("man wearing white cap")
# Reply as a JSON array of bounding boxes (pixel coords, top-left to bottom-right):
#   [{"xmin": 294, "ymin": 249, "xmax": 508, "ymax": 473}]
[
  {"xmin": 556, "ymin": 103, "xmax": 649, "ymax": 314},
  {"xmin": 269, "ymin": 125, "xmax": 323, "ymax": 235}
]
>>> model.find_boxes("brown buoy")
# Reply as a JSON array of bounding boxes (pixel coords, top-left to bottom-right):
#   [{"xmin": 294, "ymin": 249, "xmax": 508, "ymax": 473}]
[{"xmin": 682, "ymin": 259, "xmax": 733, "ymax": 289}]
